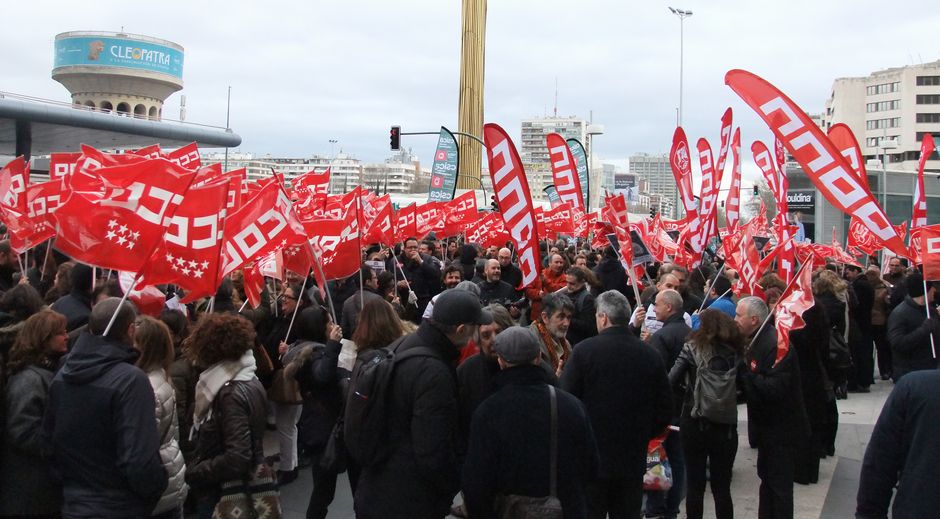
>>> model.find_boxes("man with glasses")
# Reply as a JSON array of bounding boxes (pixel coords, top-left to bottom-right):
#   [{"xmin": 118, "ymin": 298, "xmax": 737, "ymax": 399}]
[
  {"xmin": 497, "ymin": 247, "xmax": 522, "ymax": 298},
  {"xmin": 341, "ymin": 264, "xmax": 383, "ymax": 338}
]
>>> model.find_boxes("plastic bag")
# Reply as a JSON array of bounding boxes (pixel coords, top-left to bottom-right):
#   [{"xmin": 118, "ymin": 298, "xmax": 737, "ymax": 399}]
[{"xmin": 643, "ymin": 431, "xmax": 673, "ymax": 491}]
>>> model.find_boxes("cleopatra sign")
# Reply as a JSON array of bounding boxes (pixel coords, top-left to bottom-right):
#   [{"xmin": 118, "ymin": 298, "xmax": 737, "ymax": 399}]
[{"xmin": 54, "ymin": 33, "xmax": 184, "ymax": 79}]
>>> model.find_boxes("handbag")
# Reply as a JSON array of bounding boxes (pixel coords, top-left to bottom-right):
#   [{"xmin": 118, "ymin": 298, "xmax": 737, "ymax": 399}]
[
  {"xmin": 212, "ymin": 383, "xmax": 283, "ymax": 519},
  {"xmin": 643, "ymin": 430, "xmax": 673, "ymax": 491},
  {"xmin": 494, "ymin": 385, "xmax": 563, "ymax": 519},
  {"xmin": 319, "ymin": 417, "xmax": 348, "ymax": 474},
  {"xmin": 267, "ymin": 368, "xmax": 302, "ymax": 404},
  {"xmin": 828, "ymin": 327, "xmax": 853, "ymax": 371}
]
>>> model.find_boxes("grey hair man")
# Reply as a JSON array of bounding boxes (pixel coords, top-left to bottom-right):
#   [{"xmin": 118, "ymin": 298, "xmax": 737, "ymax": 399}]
[{"xmin": 561, "ymin": 291, "xmax": 672, "ymax": 518}]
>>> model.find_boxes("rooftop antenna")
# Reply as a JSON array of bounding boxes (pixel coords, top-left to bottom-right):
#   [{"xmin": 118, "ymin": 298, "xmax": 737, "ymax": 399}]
[{"xmin": 554, "ymin": 77, "xmax": 558, "ymax": 117}]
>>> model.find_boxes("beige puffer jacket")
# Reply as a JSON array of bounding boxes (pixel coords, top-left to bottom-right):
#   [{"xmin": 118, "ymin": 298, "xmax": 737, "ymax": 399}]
[{"xmin": 148, "ymin": 368, "xmax": 189, "ymax": 515}]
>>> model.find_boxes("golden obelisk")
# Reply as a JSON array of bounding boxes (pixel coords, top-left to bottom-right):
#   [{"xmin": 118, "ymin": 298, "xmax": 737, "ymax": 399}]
[{"xmin": 457, "ymin": 0, "xmax": 486, "ymax": 189}]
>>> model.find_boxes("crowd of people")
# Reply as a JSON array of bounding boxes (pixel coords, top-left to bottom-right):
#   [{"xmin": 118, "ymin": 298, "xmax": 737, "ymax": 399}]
[{"xmin": 0, "ymin": 233, "xmax": 937, "ymax": 519}]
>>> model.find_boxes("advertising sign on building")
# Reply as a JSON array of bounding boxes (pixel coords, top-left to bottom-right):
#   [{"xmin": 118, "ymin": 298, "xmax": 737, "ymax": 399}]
[
  {"xmin": 614, "ymin": 174, "xmax": 639, "ymax": 202},
  {"xmin": 54, "ymin": 35, "xmax": 184, "ymax": 79},
  {"xmin": 786, "ymin": 190, "xmax": 815, "ymax": 212},
  {"xmin": 427, "ymin": 127, "xmax": 460, "ymax": 202}
]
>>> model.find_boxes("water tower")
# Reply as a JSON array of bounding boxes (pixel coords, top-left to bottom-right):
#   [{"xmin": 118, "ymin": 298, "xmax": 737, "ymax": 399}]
[{"xmin": 52, "ymin": 31, "xmax": 184, "ymax": 120}]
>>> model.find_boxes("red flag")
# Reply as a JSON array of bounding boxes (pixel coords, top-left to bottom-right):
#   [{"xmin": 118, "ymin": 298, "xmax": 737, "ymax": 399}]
[
  {"xmin": 912, "ymin": 133, "xmax": 934, "ymax": 231},
  {"xmin": 131, "ymin": 144, "xmax": 163, "ymax": 159},
  {"xmin": 138, "ymin": 178, "xmax": 231, "ymax": 302},
  {"xmin": 415, "ymin": 201, "xmax": 445, "ymax": 239},
  {"xmin": 484, "ymin": 123, "xmax": 541, "ymax": 288},
  {"xmin": 304, "ymin": 203, "xmax": 361, "ymax": 281},
  {"xmin": 726, "ymin": 69, "xmax": 909, "ymax": 259},
  {"xmin": 219, "ymin": 182, "xmax": 308, "ymax": 278},
  {"xmin": 17, "ymin": 179, "xmax": 65, "ymax": 252},
  {"xmin": 394, "ymin": 203, "xmax": 417, "ymax": 243},
  {"xmin": 362, "ymin": 197, "xmax": 395, "ymax": 246},
  {"xmin": 602, "ymin": 192, "xmax": 630, "ymax": 228},
  {"xmin": 443, "ymin": 191, "xmax": 478, "ymax": 236},
  {"xmin": 544, "ymin": 203, "xmax": 575, "ymax": 235},
  {"xmin": 920, "ymin": 224, "xmax": 940, "ymax": 280},
  {"xmin": 726, "ymin": 128, "xmax": 742, "ymax": 233},
  {"xmin": 546, "ymin": 133, "xmax": 585, "ymax": 212},
  {"xmin": 670, "ymin": 128, "xmax": 702, "ymax": 255},
  {"xmin": 534, "ymin": 207, "xmax": 548, "ymax": 240},
  {"xmin": 466, "ymin": 212, "xmax": 510, "ymax": 249},
  {"xmin": 574, "ymin": 209, "xmax": 595, "ymax": 239},
  {"xmin": 49, "ymin": 152, "xmax": 81, "ymax": 179},
  {"xmin": 165, "ymin": 142, "xmax": 201, "ymax": 170},
  {"xmin": 241, "ymin": 262, "xmax": 266, "ymax": 309},
  {"xmin": 54, "ymin": 158, "xmax": 196, "ymax": 272},
  {"xmin": 753, "ymin": 140, "xmax": 794, "ymax": 282},
  {"xmin": 292, "ymin": 168, "xmax": 331, "ymax": 200},
  {"xmin": 696, "ymin": 138, "xmax": 723, "ymax": 252},
  {"xmin": 714, "ymin": 108, "xmax": 734, "ymax": 174},
  {"xmin": 847, "ymin": 216, "xmax": 881, "ymax": 256},
  {"xmin": 773, "ymin": 260, "xmax": 815, "ymax": 366},
  {"xmin": 0, "ymin": 156, "xmax": 29, "ymax": 210},
  {"xmin": 827, "ymin": 123, "xmax": 872, "ymax": 194}
]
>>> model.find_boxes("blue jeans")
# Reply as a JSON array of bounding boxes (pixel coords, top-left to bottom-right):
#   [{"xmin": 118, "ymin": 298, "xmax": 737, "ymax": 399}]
[{"xmin": 644, "ymin": 430, "xmax": 686, "ymax": 519}]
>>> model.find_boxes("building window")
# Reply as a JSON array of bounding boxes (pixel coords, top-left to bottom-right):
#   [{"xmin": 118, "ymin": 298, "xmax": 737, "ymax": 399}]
[
  {"xmin": 865, "ymin": 117, "xmax": 901, "ymax": 130},
  {"xmin": 917, "ymin": 113, "xmax": 940, "ymax": 123},
  {"xmin": 866, "ymin": 82, "xmax": 900, "ymax": 95},
  {"xmin": 916, "ymin": 131, "xmax": 940, "ymax": 142},
  {"xmin": 916, "ymin": 76, "xmax": 940, "ymax": 86},
  {"xmin": 866, "ymin": 100, "xmax": 901, "ymax": 112},
  {"xmin": 917, "ymin": 94, "xmax": 940, "ymax": 104}
]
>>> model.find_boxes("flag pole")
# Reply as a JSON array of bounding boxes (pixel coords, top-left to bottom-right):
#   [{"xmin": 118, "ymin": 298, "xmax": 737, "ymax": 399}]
[
  {"xmin": 102, "ymin": 272, "xmax": 140, "ymax": 336},
  {"xmin": 284, "ymin": 270, "xmax": 310, "ymax": 341},
  {"xmin": 922, "ymin": 276, "xmax": 937, "ymax": 358},
  {"xmin": 40, "ymin": 237, "xmax": 54, "ymax": 283},
  {"xmin": 746, "ymin": 258, "xmax": 810, "ymax": 353},
  {"xmin": 311, "ymin": 251, "xmax": 338, "ymax": 325},
  {"xmin": 698, "ymin": 262, "xmax": 727, "ymax": 313}
]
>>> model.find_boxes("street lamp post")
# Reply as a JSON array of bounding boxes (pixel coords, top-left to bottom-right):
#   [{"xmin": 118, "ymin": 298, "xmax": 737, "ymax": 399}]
[
  {"xmin": 586, "ymin": 124, "xmax": 604, "ymax": 212},
  {"xmin": 668, "ymin": 7, "xmax": 693, "ymax": 128},
  {"xmin": 328, "ymin": 139, "xmax": 338, "ymax": 193}
]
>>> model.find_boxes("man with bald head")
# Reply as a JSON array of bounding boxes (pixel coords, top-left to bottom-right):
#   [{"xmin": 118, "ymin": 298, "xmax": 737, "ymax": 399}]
[
  {"xmin": 477, "ymin": 259, "xmax": 516, "ymax": 308},
  {"xmin": 630, "ymin": 273, "xmax": 692, "ymax": 337},
  {"xmin": 497, "ymin": 247, "xmax": 522, "ymax": 298},
  {"xmin": 643, "ymin": 288, "xmax": 691, "ymax": 519}
]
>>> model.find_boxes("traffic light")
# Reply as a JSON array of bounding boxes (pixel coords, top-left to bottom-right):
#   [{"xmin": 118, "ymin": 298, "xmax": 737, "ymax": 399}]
[
  {"xmin": 752, "ymin": 185, "xmax": 759, "ymax": 197},
  {"xmin": 490, "ymin": 195, "xmax": 499, "ymax": 212},
  {"xmin": 649, "ymin": 205, "xmax": 656, "ymax": 218},
  {"xmin": 390, "ymin": 125, "xmax": 401, "ymax": 151}
]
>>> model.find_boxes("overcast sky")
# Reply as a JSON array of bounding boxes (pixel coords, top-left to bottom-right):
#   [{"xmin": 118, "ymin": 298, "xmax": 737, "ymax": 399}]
[{"xmin": 4, "ymin": 0, "xmax": 939, "ymax": 186}]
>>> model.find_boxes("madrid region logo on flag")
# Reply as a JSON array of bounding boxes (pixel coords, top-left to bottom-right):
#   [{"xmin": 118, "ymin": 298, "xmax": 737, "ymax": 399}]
[{"xmin": 106, "ymin": 218, "xmax": 141, "ymax": 250}]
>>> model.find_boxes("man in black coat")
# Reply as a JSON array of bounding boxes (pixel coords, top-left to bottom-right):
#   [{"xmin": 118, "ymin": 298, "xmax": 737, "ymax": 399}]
[
  {"xmin": 856, "ymin": 369, "xmax": 940, "ymax": 518},
  {"xmin": 564, "ymin": 266, "xmax": 597, "ymax": 346},
  {"xmin": 592, "ymin": 245, "xmax": 631, "ymax": 301},
  {"xmin": 355, "ymin": 290, "xmax": 493, "ymax": 519},
  {"xmin": 42, "ymin": 298, "xmax": 167, "ymax": 518},
  {"xmin": 886, "ymin": 272, "xmax": 940, "ymax": 382},
  {"xmin": 477, "ymin": 259, "xmax": 516, "ymax": 307},
  {"xmin": 497, "ymin": 247, "xmax": 523, "ymax": 298},
  {"xmin": 845, "ymin": 265, "xmax": 875, "ymax": 392},
  {"xmin": 644, "ymin": 289, "xmax": 690, "ymax": 519},
  {"xmin": 340, "ymin": 264, "xmax": 383, "ymax": 338},
  {"xmin": 398, "ymin": 237, "xmax": 443, "ymax": 320},
  {"xmin": 561, "ymin": 290, "xmax": 672, "ymax": 519},
  {"xmin": 736, "ymin": 296, "xmax": 809, "ymax": 519},
  {"xmin": 463, "ymin": 327, "xmax": 599, "ymax": 519},
  {"xmin": 50, "ymin": 263, "xmax": 95, "ymax": 332}
]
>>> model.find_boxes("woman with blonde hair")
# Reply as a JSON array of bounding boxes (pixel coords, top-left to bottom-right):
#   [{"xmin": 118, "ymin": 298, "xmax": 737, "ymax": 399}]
[
  {"xmin": 135, "ymin": 315, "xmax": 188, "ymax": 519},
  {"xmin": 0, "ymin": 309, "xmax": 68, "ymax": 517},
  {"xmin": 812, "ymin": 268, "xmax": 847, "ymax": 456}
]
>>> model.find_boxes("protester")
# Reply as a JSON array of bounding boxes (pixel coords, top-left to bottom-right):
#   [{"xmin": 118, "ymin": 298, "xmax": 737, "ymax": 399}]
[
  {"xmin": 398, "ymin": 236, "xmax": 443, "ymax": 319},
  {"xmin": 789, "ymin": 303, "xmax": 833, "ymax": 484},
  {"xmin": 43, "ymin": 260, "xmax": 75, "ymax": 304},
  {"xmin": 886, "ymin": 272, "xmax": 940, "ymax": 382},
  {"xmin": 692, "ymin": 274, "xmax": 736, "ymax": 327},
  {"xmin": 462, "ymin": 326, "xmax": 599, "ymax": 518},
  {"xmin": 0, "ymin": 239, "xmax": 18, "ymax": 293},
  {"xmin": 884, "ymin": 256, "xmax": 908, "ymax": 310},
  {"xmin": 814, "ymin": 269, "xmax": 850, "ymax": 400},
  {"xmin": 856, "ymin": 369, "xmax": 940, "ymax": 517},
  {"xmin": 564, "ymin": 266, "xmax": 597, "ymax": 346},
  {"xmin": 477, "ymin": 259, "xmax": 516, "ymax": 307},
  {"xmin": 736, "ymin": 296, "xmax": 809, "ymax": 519},
  {"xmin": 867, "ymin": 267, "xmax": 892, "ymax": 380},
  {"xmin": 561, "ymin": 290, "xmax": 672, "ymax": 518},
  {"xmin": 592, "ymin": 245, "xmax": 631, "ymax": 301},
  {"xmin": 660, "ymin": 264, "xmax": 703, "ymax": 315},
  {"xmin": 354, "ymin": 290, "xmax": 492, "ymax": 519},
  {"xmin": 0, "ymin": 283, "xmax": 45, "ymax": 382},
  {"xmin": 667, "ymin": 309, "xmax": 744, "ymax": 519},
  {"xmin": 0, "ymin": 310, "xmax": 68, "ymax": 517},
  {"xmin": 341, "ymin": 265, "xmax": 383, "ymax": 338},
  {"xmin": 643, "ymin": 288, "xmax": 690, "ymax": 519},
  {"xmin": 497, "ymin": 247, "xmax": 523, "ymax": 297},
  {"xmin": 134, "ymin": 315, "xmax": 189, "ymax": 518},
  {"xmin": 525, "ymin": 253, "xmax": 569, "ymax": 321},
  {"xmin": 441, "ymin": 264, "xmax": 464, "ymax": 290},
  {"xmin": 50, "ymin": 262, "xmax": 95, "ymax": 332},
  {"xmin": 43, "ymin": 298, "xmax": 167, "ymax": 518},
  {"xmin": 844, "ymin": 264, "xmax": 874, "ymax": 392},
  {"xmin": 530, "ymin": 292, "xmax": 574, "ymax": 375},
  {"xmin": 631, "ymin": 272, "xmax": 692, "ymax": 336},
  {"xmin": 184, "ymin": 313, "xmax": 269, "ymax": 518}
]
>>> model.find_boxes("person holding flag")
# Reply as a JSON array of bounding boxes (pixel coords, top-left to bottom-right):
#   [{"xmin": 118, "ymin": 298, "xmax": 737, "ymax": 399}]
[{"xmin": 886, "ymin": 271, "xmax": 940, "ymax": 383}]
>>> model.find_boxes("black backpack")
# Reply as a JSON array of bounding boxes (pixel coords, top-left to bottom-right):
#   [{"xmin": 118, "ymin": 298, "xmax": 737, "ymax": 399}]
[
  {"xmin": 690, "ymin": 347, "xmax": 739, "ymax": 425},
  {"xmin": 343, "ymin": 336, "xmax": 437, "ymax": 467}
]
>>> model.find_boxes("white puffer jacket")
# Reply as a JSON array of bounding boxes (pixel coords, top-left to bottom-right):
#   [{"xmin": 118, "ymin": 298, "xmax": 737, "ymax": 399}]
[{"xmin": 148, "ymin": 368, "xmax": 188, "ymax": 515}]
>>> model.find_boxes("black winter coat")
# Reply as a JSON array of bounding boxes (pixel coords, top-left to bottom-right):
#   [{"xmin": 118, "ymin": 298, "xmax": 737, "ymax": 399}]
[
  {"xmin": 463, "ymin": 365, "xmax": 599, "ymax": 519},
  {"xmin": 42, "ymin": 333, "xmax": 167, "ymax": 518},
  {"xmin": 857, "ymin": 370, "xmax": 940, "ymax": 519},
  {"xmin": 294, "ymin": 340, "xmax": 344, "ymax": 450},
  {"xmin": 456, "ymin": 352, "xmax": 501, "ymax": 459},
  {"xmin": 477, "ymin": 279, "xmax": 516, "ymax": 307},
  {"xmin": 887, "ymin": 297, "xmax": 940, "ymax": 382},
  {"xmin": 354, "ymin": 322, "xmax": 461, "ymax": 519},
  {"xmin": 499, "ymin": 262, "xmax": 523, "ymax": 298},
  {"xmin": 398, "ymin": 253, "xmax": 442, "ymax": 314},
  {"xmin": 565, "ymin": 286, "xmax": 597, "ymax": 347},
  {"xmin": 742, "ymin": 324, "xmax": 810, "ymax": 446},
  {"xmin": 560, "ymin": 326, "xmax": 672, "ymax": 479},
  {"xmin": 668, "ymin": 341, "xmax": 742, "ymax": 421},
  {"xmin": 649, "ymin": 312, "xmax": 691, "ymax": 418},
  {"xmin": 50, "ymin": 289, "xmax": 93, "ymax": 332},
  {"xmin": 852, "ymin": 275, "xmax": 875, "ymax": 334},
  {"xmin": 593, "ymin": 256, "xmax": 630, "ymax": 300}
]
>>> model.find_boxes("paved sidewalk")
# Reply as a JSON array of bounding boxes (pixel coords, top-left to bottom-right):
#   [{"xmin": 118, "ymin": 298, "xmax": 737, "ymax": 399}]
[{"xmin": 272, "ymin": 377, "xmax": 893, "ymax": 518}]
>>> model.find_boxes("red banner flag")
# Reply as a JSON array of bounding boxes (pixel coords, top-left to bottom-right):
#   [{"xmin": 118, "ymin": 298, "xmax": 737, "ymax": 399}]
[
  {"xmin": 466, "ymin": 212, "xmax": 511, "ymax": 249},
  {"xmin": 49, "ymin": 152, "xmax": 81, "ymax": 179},
  {"xmin": 165, "ymin": 142, "xmax": 201, "ymax": 170},
  {"xmin": 670, "ymin": 128, "xmax": 702, "ymax": 255},
  {"xmin": 54, "ymin": 158, "xmax": 196, "ymax": 272},
  {"xmin": 920, "ymin": 224, "xmax": 940, "ymax": 281},
  {"xmin": 697, "ymin": 138, "xmax": 723, "ymax": 252},
  {"xmin": 394, "ymin": 203, "xmax": 417, "ymax": 243},
  {"xmin": 772, "ymin": 260, "xmax": 815, "ymax": 366},
  {"xmin": 827, "ymin": 123, "xmax": 871, "ymax": 193},
  {"xmin": 0, "ymin": 156, "xmax": 29, "ymax": 210},
  {"xmin": 415, "ymin": 201, "xmax": 445, "ymax": 239},
  {"xmin": 362, "ymin": 198, "xmax": 395, "ymax": 246},
  {"xmin": 726, "ymin": 69, "xmax": 909, "ymax": 259},
  {"xmin": 544, "ymin": 203, "xmax": 575, "ymax": 235},
  {"xmin": 305, "ymin": 203, "xmax": 361, "ymax": 281},
  {"xmin": 138, "ymin": 178, "xmax": 231, "ymax": 302},
  {"xmin": 546, "ymin": 133, "xmax": 585, "ymax": 212},
  {"xmin": 442, "ymin": 190, "xmax": 478, "ymax": 236},
  {"xmin": 752, "ymin": 140, "xmax": 796, "ymax": 281},
  {"xmin": 484, "ymin": 123, "xmax": 541, "ymax": 288},
  {"xmin": 292, "ymin": 168, "xmax": 331, "ymax": 200},
  {"xmin": 726, "ymin": 128, "xmax": 743, "ymax": 233},
  {"xmin": 913, "ymin": 133, "xmax": 934, "ymax": 230},
  {"xmin": 714, "ymin": 108, "xmax": 734, "ymax": 174}
]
